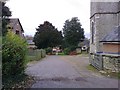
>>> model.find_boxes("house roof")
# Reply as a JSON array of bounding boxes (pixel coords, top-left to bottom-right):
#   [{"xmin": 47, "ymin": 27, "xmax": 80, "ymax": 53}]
[
  {"xmin": 27, "ymin": 40, "xmax": 35, "ymax": 45},
  {"xmin": 9, "ymin": 18, "xmax": 24, "ymax": 32},
  {"xmin": 78, "ymin": 38, "xmax": 90, "ymax": 47},
  {"xmin": 100, "ymin": 26, "xmax": 120, "ymax": 42},
  {"xmin": 26, "ymin": 36, "xmax": 35, "ymax": 45}
]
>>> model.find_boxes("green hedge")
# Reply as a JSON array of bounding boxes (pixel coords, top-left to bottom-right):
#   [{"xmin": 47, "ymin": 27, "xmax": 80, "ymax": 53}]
[
  {"xmin": 63, "ymin": 46, "xmax": 77, "ymax": 55},
  {"xmin": 2, "ymin": 31, "xmax": 28, "ymax": 77}
]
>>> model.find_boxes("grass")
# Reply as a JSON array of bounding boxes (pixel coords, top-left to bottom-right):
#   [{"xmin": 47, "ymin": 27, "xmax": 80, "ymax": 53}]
[
  {"xmin": 87, "ymin": 64, "xmax": 98, "ymax": 72},
  {"xmin": 78, "ymin": 53, "xmax": 89, "ymax": 57},
  {"xmin": 100, "ymin": 71, "xmax": 120, "ymax": 79},
  {"xmin": 87, "ymin": 65, "xmax": 120, "ymax": 79},
  {"xmin": 58, "ymin": 52, "xmax": 65, "ymax": 55}
]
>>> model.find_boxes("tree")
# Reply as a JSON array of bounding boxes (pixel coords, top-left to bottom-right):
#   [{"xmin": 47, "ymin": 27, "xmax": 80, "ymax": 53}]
[
  {"xmin": 0, "ymin": 1, "xmax": 11, "ymax": 36},
  {"xmin": 63, "ymin": 17, "xmax": 85, "ymax": 47},
  {"xmin": 33, "ymin": 21, "xmax": 63, "ymax": 49}
]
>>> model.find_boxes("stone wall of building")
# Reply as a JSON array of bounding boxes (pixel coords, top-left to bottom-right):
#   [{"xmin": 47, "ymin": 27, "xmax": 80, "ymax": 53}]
[
  {"xmin": 91, "ymin": 2, "xmax": 119, "ymax": 17},
  {"xmin": 90, "ymin": 2, "xmax": 119, "ymax": 54}
]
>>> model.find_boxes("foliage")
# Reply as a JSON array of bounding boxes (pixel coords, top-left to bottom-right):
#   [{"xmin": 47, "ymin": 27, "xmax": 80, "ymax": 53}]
[
  {"xmin": 63, "ymin": 17, "xmax": 85, "ymax": 47},
  {"xmin": 45, "ymin": 47, "xmax": 52, "ymax": 54},
  {"xmin": 63, "ymin": 48, "xmax": 71, "ymax": 55},
  {"xmin": 2, "ymin": 31, "xmax": 28, "ymax": 82},
  {"xmin": 1, "ymin": 1, "xmax": 12, "ymax": 36},
  {"xmin": 33, "ymin": 21, "xmax": 63, "ymax": 49},
  {"xmin": 63, "ymin": 45, "xmax": 77, "ymax": 55},
  {"xmin": 2, "ymin": 73, "xmax": 35, "ymax": 89}
]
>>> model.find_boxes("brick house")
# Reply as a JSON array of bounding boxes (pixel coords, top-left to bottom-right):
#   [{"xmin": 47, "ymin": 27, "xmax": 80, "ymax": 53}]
[
  {"xmin": 7, "ymin": 18, "xmax": 24, "ymax": 37},
  {"xmin": 89, "ymin": 1, "xmax": 120, "ymax": 71}
]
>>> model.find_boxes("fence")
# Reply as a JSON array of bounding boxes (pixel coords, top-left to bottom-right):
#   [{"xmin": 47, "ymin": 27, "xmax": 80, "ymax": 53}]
[{"xmin": 27, "ymin": 49, "xmax": 46, "ymax": 61}]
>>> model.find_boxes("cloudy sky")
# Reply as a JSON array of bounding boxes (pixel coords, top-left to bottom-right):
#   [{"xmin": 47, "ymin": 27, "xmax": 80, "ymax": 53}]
[{"xmin": 6, "ymin": 0, "xmax": 90, "ymax": 38}]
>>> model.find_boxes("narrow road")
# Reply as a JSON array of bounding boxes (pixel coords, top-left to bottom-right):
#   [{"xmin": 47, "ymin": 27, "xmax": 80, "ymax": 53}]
[{"xmin": 25, "ymin": 55, "xmax": 118, "ymax": 88}]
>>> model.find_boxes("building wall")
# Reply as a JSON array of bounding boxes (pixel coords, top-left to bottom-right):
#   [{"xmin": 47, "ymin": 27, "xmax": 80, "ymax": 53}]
[
  {"xmin": 9, "ymin": 19, "xmax": 24, "ymax": 37},
  {"xmin": 90, "ymin": 2, "xmax": 120, "ymax": 54},
  {"xmin": 103, "ymin": 43, "xmax": 120, "ymax": 53}
]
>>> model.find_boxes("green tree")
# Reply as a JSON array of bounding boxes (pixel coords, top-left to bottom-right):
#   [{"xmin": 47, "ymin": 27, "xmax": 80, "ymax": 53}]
[
  {"xmin": 33, "ymin": 21, "xmax": 63, "ymax": 49},
  {"xmin": 0, "ymin": 1, "xmax": 11, "ymax": 36},
  {"xmin": 63, "ymin": 17, "xmax": 85, "ymax": 47}
]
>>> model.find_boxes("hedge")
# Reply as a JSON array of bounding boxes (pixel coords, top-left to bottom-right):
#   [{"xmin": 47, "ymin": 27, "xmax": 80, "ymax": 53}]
[{"xmin": 2, "ymin": 31, "xmax": 28, "ymax": 78}]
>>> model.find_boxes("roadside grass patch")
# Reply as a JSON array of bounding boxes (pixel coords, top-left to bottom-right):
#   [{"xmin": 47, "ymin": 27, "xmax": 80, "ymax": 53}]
[
  {"xmin": 100, "ymin": 71, "xmax": 120, "ymax": 79},
  {"xmin": 87, "ymin": 64, "xmax": 98, "ymax": 72},
  {"xmin": 87, "ymin": 65, "xmax": 120, "ymax": 79},
  {"xmin": 79, "ymin": 53, "xmax": 89, "ymax": 57},
  {"xmin": 58, "ymin": 52, "xmax": 65, "ymax": 55}
]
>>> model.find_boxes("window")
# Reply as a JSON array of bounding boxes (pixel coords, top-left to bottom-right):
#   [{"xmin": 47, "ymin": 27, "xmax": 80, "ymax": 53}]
[
  {"xmin": 91, "ymin": 21, "xmax": 94, "ymax": 44},
  {"xmin": 16, "ymin": 30, "xmax": 20, "ymax": 35}
]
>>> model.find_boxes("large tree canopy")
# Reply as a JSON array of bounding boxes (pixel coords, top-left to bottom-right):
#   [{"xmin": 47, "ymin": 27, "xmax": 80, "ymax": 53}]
[
  {"xmin": 0, "ymin": 1, "xmax": 11, "ymax": 36},
  {"xmin": 33, "ymin": 21, "xmax": 63, "ymax": 49},
  {"xmin": 63, "ymin": 17, "xmax": 85, "ymax": 47}
]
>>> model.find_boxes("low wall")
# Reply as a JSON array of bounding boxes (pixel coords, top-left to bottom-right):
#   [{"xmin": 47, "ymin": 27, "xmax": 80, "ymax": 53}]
[
  {"xmin": 103, "ymin": 55, "xmax": 119, "ymax": 72},
  {"xmin": 89, "ymin": 53, "xmax": 120, "ymax": 72}
]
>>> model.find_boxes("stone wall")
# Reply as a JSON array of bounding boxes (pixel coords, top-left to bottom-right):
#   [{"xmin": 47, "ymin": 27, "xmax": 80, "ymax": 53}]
[
  {"xmin": 89, "ymin": 53, "xmax": 120, "ymax": 72},
  {"xmin": 90, "ymin": 2, "xmax": 119, "ymax": 54},
  {"xmin": 103, "ymin": 56, "xmax": 119, "ymax": 72}
]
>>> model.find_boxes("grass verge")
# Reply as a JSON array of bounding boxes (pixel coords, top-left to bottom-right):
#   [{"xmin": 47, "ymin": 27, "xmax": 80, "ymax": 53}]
[
  {"xmin": 87, "ymin": 64, "xmax": 98, "ymax": 72},
  {"xmin": 87, "ymin": 65, "xmax": 120, "ymax": 79}
]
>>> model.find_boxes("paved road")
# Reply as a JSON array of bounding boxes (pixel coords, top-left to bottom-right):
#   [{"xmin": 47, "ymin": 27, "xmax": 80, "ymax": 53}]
[{"xmin": 25, "ymin": 55, "xmax": 119, "ymax": 88}]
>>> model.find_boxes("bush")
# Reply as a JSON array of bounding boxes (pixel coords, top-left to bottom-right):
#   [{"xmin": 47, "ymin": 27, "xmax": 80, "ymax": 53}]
[
  {"xmin": 63, "ymin": 48, "xmax": 71, "ymax": 55},
  {"xmin": 2, "ymin": 31, "xmax": 28, "ymax": 78},
  {"xmin": 45, "ymin": 47, "xmax": 52, "ymax": 55},
  {"xmin": 69, "ymin": 45, "xmax": 77, "ymax": 51},
  {"xmin": 63, "ymin": 46, "xmax": 77, "ymax": 55}
]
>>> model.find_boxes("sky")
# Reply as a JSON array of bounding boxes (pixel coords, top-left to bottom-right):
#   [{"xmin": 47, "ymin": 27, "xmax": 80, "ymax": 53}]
[{"xmin": 6, "ymin": 0, "xmax": 90, "ymax": 38}]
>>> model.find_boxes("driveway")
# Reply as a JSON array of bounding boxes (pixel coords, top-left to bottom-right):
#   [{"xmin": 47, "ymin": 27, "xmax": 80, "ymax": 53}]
[{"xmin": 25, "ymin": 55, "xmax": 119, "ymax": 88}]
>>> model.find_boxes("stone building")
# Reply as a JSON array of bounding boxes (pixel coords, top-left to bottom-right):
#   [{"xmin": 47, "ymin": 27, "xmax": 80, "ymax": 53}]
[
  {"xmin": 7, "ymin": 18, "xmax": 24, "ymax": 37},
  {"xmin": 89, "ymin": 1, "xmax": 120, "ymax": 71}
]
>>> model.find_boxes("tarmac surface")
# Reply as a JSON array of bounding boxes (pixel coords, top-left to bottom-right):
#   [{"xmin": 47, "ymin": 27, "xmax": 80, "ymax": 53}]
[{"xmin": 25, "ymin": 55, "xmax": 119, "ymax": 88}]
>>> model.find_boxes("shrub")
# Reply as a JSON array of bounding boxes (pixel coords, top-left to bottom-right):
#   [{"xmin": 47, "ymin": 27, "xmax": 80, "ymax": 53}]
[
  {"xmin": 2, "ymin": 31, "xmax": 28, "ymax": 78},
  {"xmin": 69, "ymin": 45, "xmax": 77, "ymax": 52},
  {"xmin": 63, "ymin": 48, "xmax": 71, "ymax": 55},
  {"xmin": 63, "ymin": 46, "xmax": 77, "ymax": 55},
  {"xmin": 45, "ymin": 47, "xmax": 52, "ymax": 55}
]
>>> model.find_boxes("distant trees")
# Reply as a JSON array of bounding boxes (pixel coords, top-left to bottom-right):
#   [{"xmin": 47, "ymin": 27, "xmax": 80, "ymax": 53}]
[
  {"xmin": 33, "ymin": 17, "xmax": 85, "ymax": 52},
  {"xmin": 33, "ymin": 21, "xmax": 63, "ymax": 49},
  {"xmin": 63, "ymin": 17, "xmax": 85, "ymax": 47}
]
